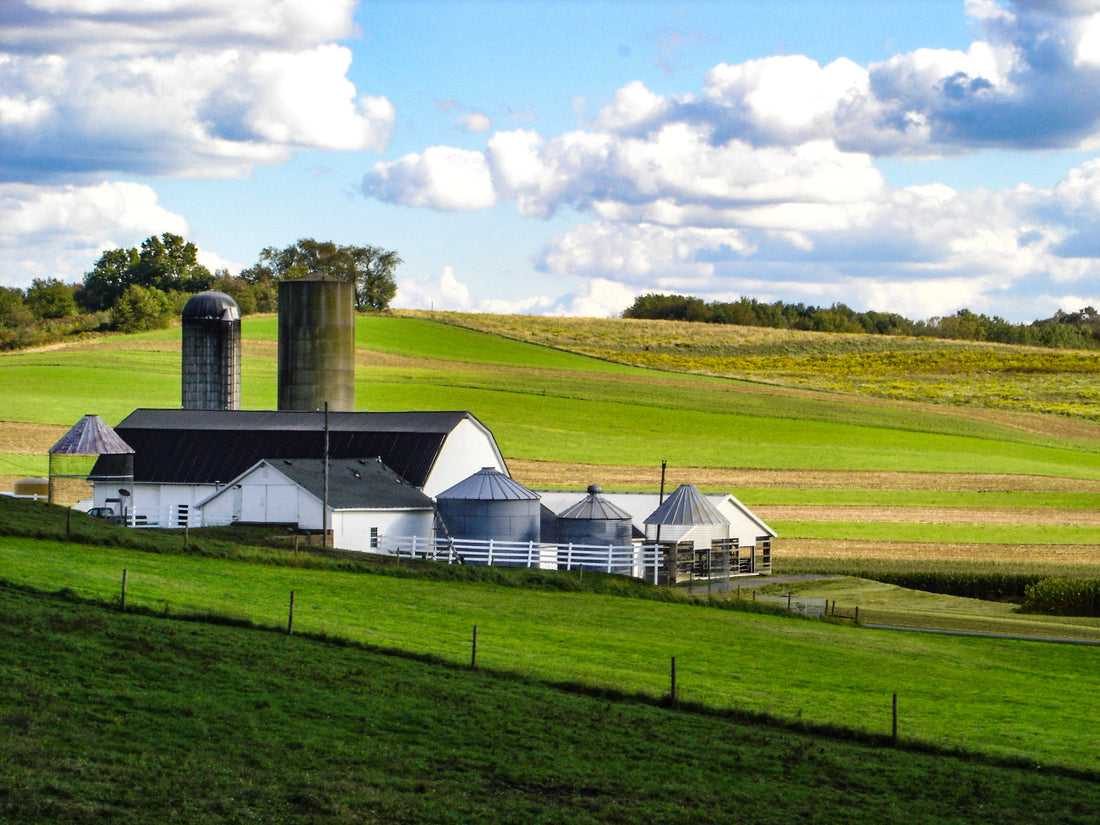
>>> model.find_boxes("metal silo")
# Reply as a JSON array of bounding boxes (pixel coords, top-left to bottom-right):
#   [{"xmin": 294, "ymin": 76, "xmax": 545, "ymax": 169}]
[
  {"xmin": 436, "ymin": 467, "xmax": 541, "ymax": 544},
  {"xmin": 277, "ymin": 274, "xmax": 356, "ymax": 412},
  {"xmin": 557, "ymin": 484, "xmax": 635, "ymax": 573},
  {"xmin": 181, "ymin": 291, "xmax": 241, "ymax": 410},
  {"xmin": 556, "ymin": 485, "xmax": 634, "ymax": 546}
]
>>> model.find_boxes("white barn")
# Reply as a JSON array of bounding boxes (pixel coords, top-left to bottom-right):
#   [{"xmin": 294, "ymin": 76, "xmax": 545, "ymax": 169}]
[{"xmin": 89, "ymin": 408, "xmax": 505, "ymax": 530}]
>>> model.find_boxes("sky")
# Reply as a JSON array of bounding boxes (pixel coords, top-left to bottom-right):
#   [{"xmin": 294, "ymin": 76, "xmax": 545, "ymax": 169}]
[{"xmin": 4, "ymin": 1, "xmax": 1100, "ymax": 322}]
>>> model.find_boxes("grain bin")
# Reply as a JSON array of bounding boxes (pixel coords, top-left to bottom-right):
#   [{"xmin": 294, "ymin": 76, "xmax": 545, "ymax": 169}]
[
  {"xmin": 435, "ymin": 467, "xmax": 540, "ymax": 544},
  {"xmin": 556, "ymin": 485, "xmax": 633, "ymax": 547},
  {"xmin": 181, "ymin": 291, "xmax": 241, "ymax": 410},
  {"xmin": 277, "ymin": 274, "xmax": 355, "ymax": 412}
]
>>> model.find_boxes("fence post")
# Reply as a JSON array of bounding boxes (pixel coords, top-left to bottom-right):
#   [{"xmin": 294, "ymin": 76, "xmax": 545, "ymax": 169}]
[
  {"xmin": 787, "ymin": 592, "xmax": 792, "ymax": 610},
  {"xmin": 855, "ymin": 605, "xmax": 859, "ymax": 624},
  {"xmin": 120, "ymin": 568, "xmax": 127, "ymax": 611},
  {"xmin": 528, "ymin": 541, "xmax": 534, "ymax": 568},
  {"xmin": 488, "ymin": 540, "xmax": 494, "ymax": 567},
  {"xmin": 471, "ymin": 625, "xmax": 478, "ymax": 670},
  {"xmin": 670, "ymin": 656, "xmax": 677, "ymax": 707},
  {"xmin": 566, "ymin": 543, "xmax": 573, "ymax": 571},
  {"xmin": 287, "ymin": 590, "xmax": 295, "ymax": 635},
  {"xmin": 892, "ymin": 693, "xmax": 899, "ymax": 743}
]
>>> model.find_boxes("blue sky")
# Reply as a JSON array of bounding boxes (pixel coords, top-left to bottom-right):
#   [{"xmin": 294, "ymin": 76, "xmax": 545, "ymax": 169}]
[{"xmin": 3, "ymin": 1, "xmax": 1100, "ymax": 321}]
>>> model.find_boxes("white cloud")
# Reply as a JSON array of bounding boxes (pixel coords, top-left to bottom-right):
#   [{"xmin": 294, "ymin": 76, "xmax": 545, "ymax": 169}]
[
  {"xmin": 1, "ymin": 0, "xmax": 357, "ymax": 56},
  {"xmin": 394, "ymin": 266, "xmax": 473, "ymax": 311},
  {"xmin": 363, "ymin": 147, "xmax": 497, "ymax": 211},
  {"xmin": 0, "ymin": 181, "xmax": 191, "ymax": 286},
  {"xmin": 457, "ymin": 111, "xmax": 492, "ymax": 133},
  {"xmin": 0, "ymin": 1, "xmax": 392, "ymax": 181}
]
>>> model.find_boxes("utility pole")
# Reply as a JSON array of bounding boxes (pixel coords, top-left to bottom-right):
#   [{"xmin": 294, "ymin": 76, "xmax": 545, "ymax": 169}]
[{"xmin": 322, "ymin": 401, "xmax": 330, "ymax": 549}]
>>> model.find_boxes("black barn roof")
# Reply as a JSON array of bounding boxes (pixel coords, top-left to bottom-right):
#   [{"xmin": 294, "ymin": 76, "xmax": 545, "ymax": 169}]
[{"xmin": 112, "ymin": 408, "xmax": 483, "ymax": 488}]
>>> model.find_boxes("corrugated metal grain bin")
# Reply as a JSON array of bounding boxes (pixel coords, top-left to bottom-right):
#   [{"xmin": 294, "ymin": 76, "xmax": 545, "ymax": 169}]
[
  {"xmin": 436, "ymin": 467, "xmax": 540, "ymax": 544},
  {"xmin": 556, "ymin": 484, "xmax": 633, "ymax": 547}
]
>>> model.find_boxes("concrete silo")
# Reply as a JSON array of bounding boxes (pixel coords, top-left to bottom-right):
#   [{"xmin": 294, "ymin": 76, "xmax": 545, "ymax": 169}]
[
  {"xmin": 277, "ymin": 274, "xmax": 356, "ymax": 412},
  {"xmin": 436, "ymin": 467, "xmax": 541, "ymax": 544},
  {"xmin": 181, "ymin": 291, "xmax": 241, "ymax": 411}
]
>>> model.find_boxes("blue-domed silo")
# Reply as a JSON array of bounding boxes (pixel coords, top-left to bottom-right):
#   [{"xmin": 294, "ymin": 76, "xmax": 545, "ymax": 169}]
[{"xmin": 181, "ymin": 290, "xmax": 241, "ymax": 410}]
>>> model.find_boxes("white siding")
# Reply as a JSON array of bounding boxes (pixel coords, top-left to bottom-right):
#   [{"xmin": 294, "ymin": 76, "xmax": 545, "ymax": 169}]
[
  {"xmin": 423, "ymin": 418, "xmax": 505, "ymax": 497},
  {"xmin": 331, "ymin": 509, "xmax": 435, "ymax": 553}
]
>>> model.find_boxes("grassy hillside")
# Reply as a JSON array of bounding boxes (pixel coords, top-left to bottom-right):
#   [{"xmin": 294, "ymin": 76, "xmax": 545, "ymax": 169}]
[
  {"xmin": 2, "ymin": 311, "xmax": 1099, "ymax": 576},
  {"xmin": 3, "ymin": 500, "xmax": 1100, "ymax": 773},
  {"xmin": 6, "ymin": 583, "xmax": 1099, "ymax": 825}
]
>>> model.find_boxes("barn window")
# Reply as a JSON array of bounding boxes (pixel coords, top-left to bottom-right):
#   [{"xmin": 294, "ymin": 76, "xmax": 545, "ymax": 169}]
[{"xmin": 370, "ymin": 527, "xmax": 379, "ymax": 548}]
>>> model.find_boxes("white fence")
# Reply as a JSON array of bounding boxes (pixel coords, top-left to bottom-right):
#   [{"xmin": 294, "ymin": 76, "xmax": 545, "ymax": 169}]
[{"xmin": 382, "ymin": 535, "xmax": 665, "ymax": 585}]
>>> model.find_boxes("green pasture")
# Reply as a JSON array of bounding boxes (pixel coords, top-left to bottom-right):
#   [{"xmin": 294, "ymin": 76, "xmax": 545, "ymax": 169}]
[
  {"xmin": 7, "ymin": 585, "xmax": 1099, "ymax": 825},
  {"xmin": 742, "ymin": 488, "xmax": 1100, "ymax": 508},
  {"xmin": 772, "ymin": 520, "xmax": 1100, "ymax": 545},
  {"xmin": 3, "ymin": 316, "xmax": 1100, "ymax": 479},
  {"xmin": 3, "ymin": 537, "xmax": 1100, "ymax": 772}
]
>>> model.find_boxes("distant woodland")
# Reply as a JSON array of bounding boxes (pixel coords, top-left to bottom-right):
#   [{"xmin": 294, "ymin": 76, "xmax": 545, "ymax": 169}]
[{"xmin": 622, "ymin": 293, "xmax": 1100, "ymax": 350}]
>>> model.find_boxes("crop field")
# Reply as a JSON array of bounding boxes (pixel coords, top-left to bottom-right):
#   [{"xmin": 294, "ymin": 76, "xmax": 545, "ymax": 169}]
[{"xmin": 426, "ymin": 311, "xmax": 1100, "ymax": 422}]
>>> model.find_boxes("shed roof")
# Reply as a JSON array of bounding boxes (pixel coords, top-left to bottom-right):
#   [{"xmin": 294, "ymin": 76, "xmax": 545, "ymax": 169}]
[
  {"xmin": 644, "ymin": 484, "xmax": 727, "ymax": 526},
  {"xmin": 49, "ymin": 415, "xmax": 134, "ymax": 456},
  {"xmin": 110, "ymin": 408, "xmax": 488, "ymax": 488},
  {"xmin": 436, "ymin": 467, "xmax": 539, "ymax": 501},
  {"xmin": 209, "ymin": 458, "xmax": 436, "ymax": 511}
]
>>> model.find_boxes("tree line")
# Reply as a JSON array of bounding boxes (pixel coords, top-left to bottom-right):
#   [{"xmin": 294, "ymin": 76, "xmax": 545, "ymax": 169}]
[
  {"xmin": 0, "ymin": 235, "xmax": 401, "ymax": 351},
  {"xmin": 621, "ymin": 293, "xmax": 1100, "ymax": 350}
]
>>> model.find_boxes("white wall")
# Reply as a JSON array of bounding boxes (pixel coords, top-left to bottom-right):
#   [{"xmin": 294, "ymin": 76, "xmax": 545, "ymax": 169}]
[
  {"xmin": 331, "ymin": 509, "xmax": 435, "ymax": 553},
  {"xmin": 94, "ymin": 481, "xmax": 216, "ymax": 527},
  {"xmin": 199, "ymin": 463, "xmax": 323, "ymax": 529},
  {"xmin": 423, "ymin": 418, "xmax": 505, "ymax": 497}
]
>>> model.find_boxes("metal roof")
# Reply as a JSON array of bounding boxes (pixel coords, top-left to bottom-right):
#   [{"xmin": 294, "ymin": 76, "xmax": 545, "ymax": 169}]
[
  {"xmin": 644, "ymin": 484, "xmax": 728, "ymax": 526},
  {"xmin": 557, "ymin": 484, "xmax": 633, "ymax": 520},
  {"xmin": 267, "ymin": 458, "xmax": 434, "ymax": 511},
  {"xmin": 110, "ymin": 408, "xmax": 484, "ymax": 487},
  {"xmin": 49, "ymin": 415, "xmax": 134, "ymax": 456},
  {"xmin": 436, "ymin": 467, "xmax": 539, "ymax": 501}
]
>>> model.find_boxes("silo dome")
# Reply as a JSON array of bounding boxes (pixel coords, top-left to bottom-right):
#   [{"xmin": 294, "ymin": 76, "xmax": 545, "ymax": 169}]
[
  {"xmin": 181, "ymin": 290, "xmax": 241, "ymax": 411},
  {"xmin": 436, "ymin": 467, "xmax": 541, "ymax": 544}
]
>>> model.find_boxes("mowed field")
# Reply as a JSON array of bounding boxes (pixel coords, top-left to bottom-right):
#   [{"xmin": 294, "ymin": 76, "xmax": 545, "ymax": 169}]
[{"xmin": 2, "ymin": 312, "xmax": 1100, "ymax": 578}]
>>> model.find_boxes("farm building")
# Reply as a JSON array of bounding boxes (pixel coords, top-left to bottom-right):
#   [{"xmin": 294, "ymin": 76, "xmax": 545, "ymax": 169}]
[
  {"xmin": 65, "ymin": 283, "xmax": 775, "ymax": 577},
  {"xmin": 88, "ymin": 408, "xmax": 505, "ymax": 528},
  {"xmin": 198, "ymin": 457, "xmax": 435, "ymax": 552}
]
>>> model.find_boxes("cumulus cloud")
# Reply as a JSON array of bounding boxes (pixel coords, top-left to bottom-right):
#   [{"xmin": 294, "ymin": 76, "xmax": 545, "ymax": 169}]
[
  {"xmin": 0, "ymin": 181, "xmax": 192, "ymax": 287},
  {"xmin": 359, "ymin": 0, "xmax": 1100, "ymax": 319},
  {"xmin": 394, "ymin": 266, "xmax": 474, "ymax": 312},
  {"xmin": 0, "ymin": 0, "xmax": 394, "ymax": 287},
  {"xmin": 457, "ymin": 111, "xmax": 492, "ymax": 133},
  {"xmin": 0, "ymin": 0, "xmax": 393, "ymax": 182}
]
